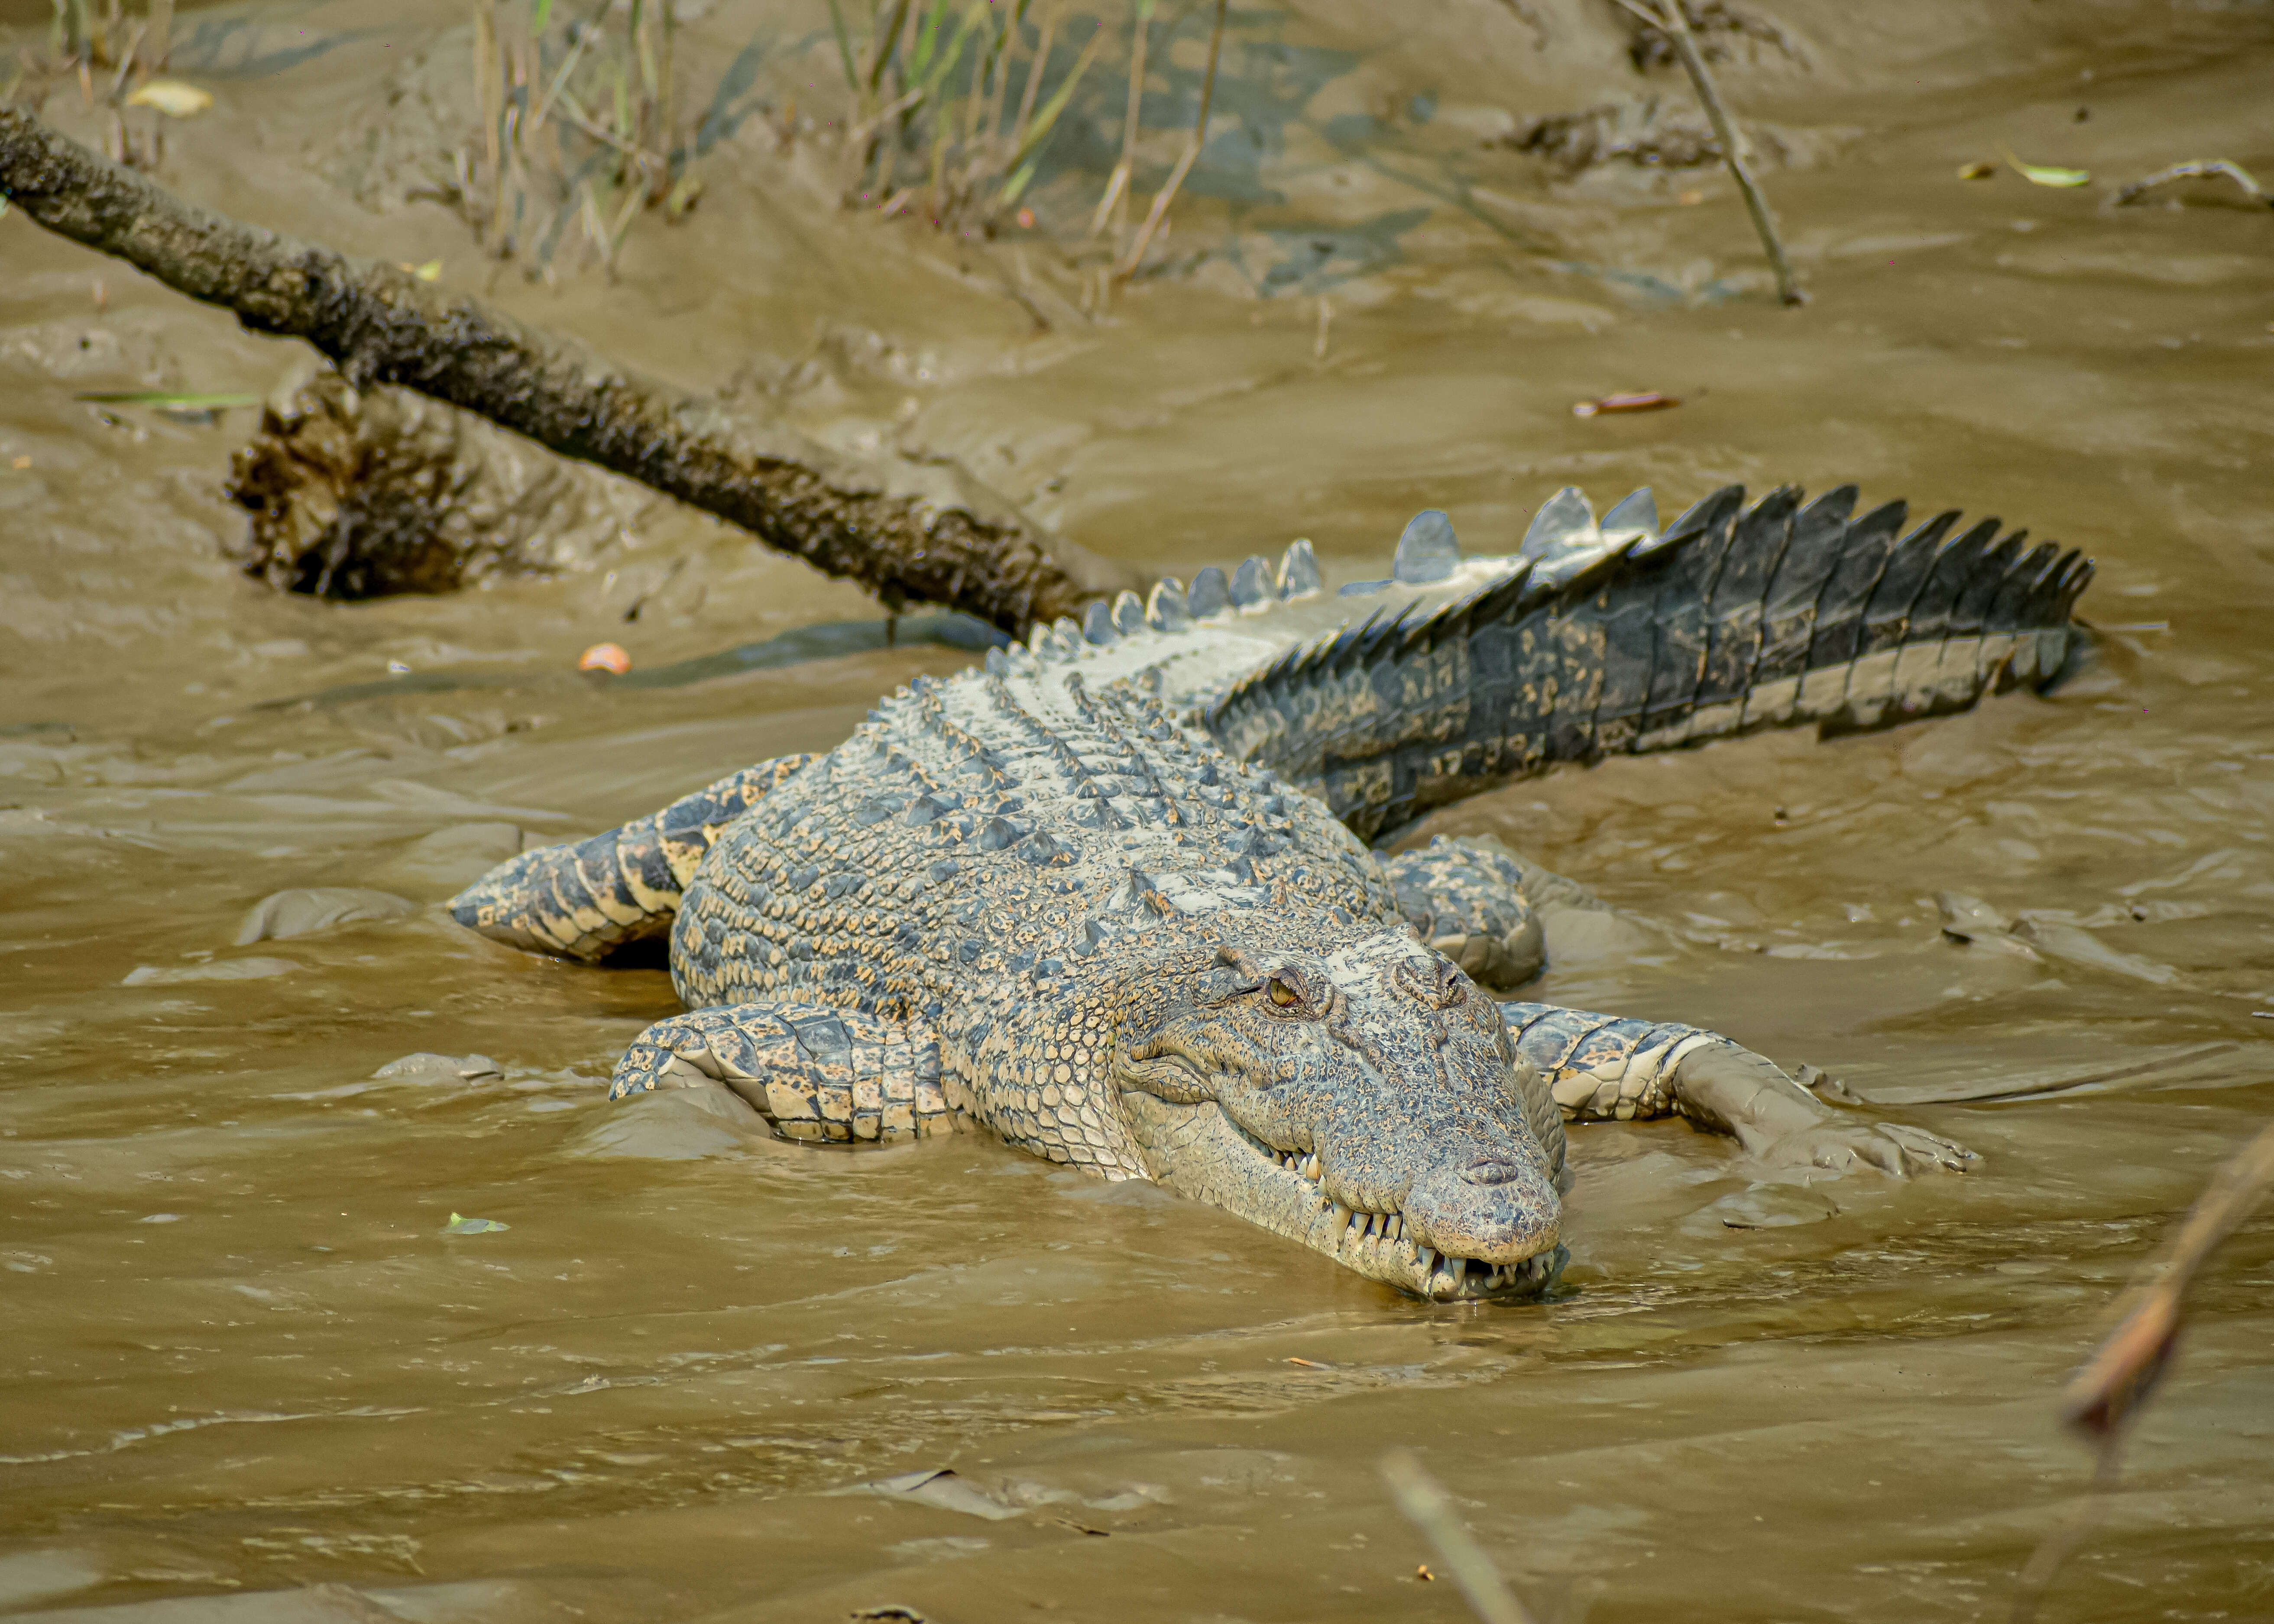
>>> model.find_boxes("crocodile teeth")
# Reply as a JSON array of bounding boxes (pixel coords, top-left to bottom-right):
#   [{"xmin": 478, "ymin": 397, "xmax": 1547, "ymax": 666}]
[{"xmin": 1301, "ymin": 1154, "xmax": 1319, "ymax": 1182}]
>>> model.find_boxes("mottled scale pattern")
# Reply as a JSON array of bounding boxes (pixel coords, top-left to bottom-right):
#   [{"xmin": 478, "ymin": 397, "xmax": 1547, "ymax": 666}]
[
  {"xmin": 452, "ymin": 754, "xmax": 819, "ymax": 960},
  {"xmin": 611, "ymin": 1002, "xmax": 954, "ymax": 1143},
  {"xmin": 449, "ymin": 479, "xmax": 2086, "ymax": 1251},
  {"xmin": 1205, "ymin": 483, "xmax": 2092, "ymax": 841},
  {"xmin": 1500, "ymin": 1003, "xmax": 1736, "ymax": 1122},
  {"xmin": 1380, "ymin": 836, "xmax": 1551, "ymax": 990},
  {"xmin": 665, "ymin": 656, "xmax": 1401, "ymax": 1173}
]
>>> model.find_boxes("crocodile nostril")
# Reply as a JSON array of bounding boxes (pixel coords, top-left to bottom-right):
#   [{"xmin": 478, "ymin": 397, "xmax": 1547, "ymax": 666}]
[{"xmin": 1459, "ymin": 1157, "xmax": 1520, "ymax": 1186}]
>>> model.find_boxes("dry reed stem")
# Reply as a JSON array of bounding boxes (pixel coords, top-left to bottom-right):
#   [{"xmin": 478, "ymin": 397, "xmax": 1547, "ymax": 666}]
[
  {"xmin": 1113, "ymin": 0, "xmax": 1222, "ymax": 279},
  {"xmin": 1091, "ymin": 0, "xmax": 1150, "ymax": 237},
  {"xmin": 1381, "ymin": 1451, "xmax": 1540, "ymax": 1624},
  {"xmin": 1611, "ymin": 0, "xmax": 1804, "ymax": 306}
]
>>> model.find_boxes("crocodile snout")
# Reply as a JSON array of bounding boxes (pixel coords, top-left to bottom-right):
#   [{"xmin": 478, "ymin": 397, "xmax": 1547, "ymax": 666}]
[{"xmin": 1404, "ymin": 1153, "xmax": 1561, "ymax": 1265}]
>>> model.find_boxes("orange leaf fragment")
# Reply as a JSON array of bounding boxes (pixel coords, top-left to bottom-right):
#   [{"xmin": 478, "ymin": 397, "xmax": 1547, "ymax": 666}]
[{"xmin": 578, "ymin": 642, "xmax": 632, "ymax": 675}]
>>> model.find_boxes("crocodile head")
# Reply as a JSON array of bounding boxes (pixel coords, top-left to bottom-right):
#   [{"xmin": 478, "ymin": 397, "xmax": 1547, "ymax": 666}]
[{"xmin": 1110, "ymin": 929, "xmax": 1565, "ymax": 1302}]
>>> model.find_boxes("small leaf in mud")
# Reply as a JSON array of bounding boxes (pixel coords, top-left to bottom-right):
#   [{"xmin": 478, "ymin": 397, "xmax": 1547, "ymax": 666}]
[
  {"xmin": 1283, "ymin": 1356, "xmax": 1332, "ymax": 1369},
  {"xmin": 75, "ymin": 391, "xmax": 259, "ymax": 412},
  {"xmin": 579, "ymin": 641, "xmax": 632, "ymax": 675},
  {"xmin": 1957, "ymin": 161, "xmax": 1995, "ymax": 180},
  {"xmin": 2005, "ymin": 152, "xmax": 2091, "ymax": 188},
  {"xmin": 444, "ymin": 1212, "xmax": 510, "ymax": 1234},
  {"xmin": 396, "ymin": 260, "xmax": 443, "ymax": 281},
  {"xmin": 1572, "ymin": 391, "xmax": 1679, "ymax": 419},
  {"xmin": 125, "ymin": 79, "xmax": 215, "ymax": 117}
]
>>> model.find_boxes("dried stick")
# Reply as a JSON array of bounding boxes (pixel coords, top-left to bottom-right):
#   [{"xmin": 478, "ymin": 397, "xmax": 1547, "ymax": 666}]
[
  {"xmin": 1613, "ymin": 0, "xmax": 1804, "ymax": 306},
  {"xmin": 2009, "ymin": 1118, "xmax": 2274, "ymax": 1623},
  {"xmin": 0, "ymin": 105, "xmax": 1137, "ymax": 631},
  {"xmin": 1381, "ymin": 1451, "xmax": 1540, "ymax": 1624},
  {"xmin": 2114, "ymin": 159, "xmax": 2271, "ymax": 210},
  {"xmin": 1090, "ymin": 0, "xmax": 1151, "ymax": 238},
  {"xmin": 1113, "ymin": 0, "xmax": 1223, "ymax": 280}
]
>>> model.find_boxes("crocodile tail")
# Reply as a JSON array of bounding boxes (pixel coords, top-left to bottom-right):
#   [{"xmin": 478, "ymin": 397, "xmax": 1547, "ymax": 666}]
[
  {"xmin": 1205, "ymin": 484, "xmax": 2093, "ymax": 842},
  {"xmin": 447, "ymin": 753, "xmax": 819, "ymax": 960}
]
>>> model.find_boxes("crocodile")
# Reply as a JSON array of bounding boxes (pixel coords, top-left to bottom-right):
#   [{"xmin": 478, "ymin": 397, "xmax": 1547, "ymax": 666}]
[{"xmin": 450, "ymin": 482, "xmax": 2093, "ymax": 1301}]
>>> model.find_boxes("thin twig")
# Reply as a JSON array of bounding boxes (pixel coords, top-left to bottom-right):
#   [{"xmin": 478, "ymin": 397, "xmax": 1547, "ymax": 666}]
[
  {"xmin": 2011, "ymin": 1443, "xmax": 2124, "ymax": 1624},
  {"xmin": 1007, "ymin": 0, "xmax": 1056, "ymax": 153},
  {"xmin": 1381, "ymin": 1451, "xmax": 1539, "ymax": 1624},
  {"xmin": 2063, "ymin": 1119, "xmax": 2274, "ymax": 1441},
  {"xmin": 2114, "ymin": 159, "xmax": 2271, "ymax": 210},
  {"xmin": 1090, "ymin": 0, "xmax": 1150, "ymax": 238},
  {"xmin": 1612, "ymin": 0, "xmax": 1804, "ymax": 306},
  {"xmin": 2008, "ymin": 1119, "xmax": 2274, "ymax": 1622},
  {"xmin": 1113, "ymin": 0, "xmax": 1222, "ymax": 279}
]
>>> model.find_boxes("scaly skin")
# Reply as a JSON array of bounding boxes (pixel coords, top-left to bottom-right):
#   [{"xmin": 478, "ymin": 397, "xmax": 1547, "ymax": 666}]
[{"xmin": 452, "ymin": 482, "xmax": 2085, "ymax": 1300}]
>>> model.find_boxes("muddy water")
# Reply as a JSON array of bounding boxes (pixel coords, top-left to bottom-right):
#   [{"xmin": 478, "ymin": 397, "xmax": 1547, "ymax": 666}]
[{"xmin": 4, "ymin": 2, "xmax": 2274, "ymax": 1619}]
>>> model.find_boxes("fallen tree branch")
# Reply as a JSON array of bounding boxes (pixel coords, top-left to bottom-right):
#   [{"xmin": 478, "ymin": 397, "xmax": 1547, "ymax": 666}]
[{"xmin": 0, "ymin": 105, "xmax": 1139, "ymax": 633}]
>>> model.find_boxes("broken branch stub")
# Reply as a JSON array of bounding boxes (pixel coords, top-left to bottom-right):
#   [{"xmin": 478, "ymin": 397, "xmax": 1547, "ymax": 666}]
[{"xmin": 0, "ymin": 105, "xmax": 1137, "ymax": 633}]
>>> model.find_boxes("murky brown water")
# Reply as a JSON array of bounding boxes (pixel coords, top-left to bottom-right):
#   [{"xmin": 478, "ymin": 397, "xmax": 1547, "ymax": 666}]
[{"xmin": 5, "ymin": 3, "xmax": 2273, "ymax": 1620}]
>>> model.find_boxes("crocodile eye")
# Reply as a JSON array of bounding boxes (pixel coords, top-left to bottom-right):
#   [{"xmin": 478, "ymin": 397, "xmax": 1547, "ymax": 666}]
[{"xmin": 1266, "ymin": 977, "xmax": 1300, "ymax": 1008}]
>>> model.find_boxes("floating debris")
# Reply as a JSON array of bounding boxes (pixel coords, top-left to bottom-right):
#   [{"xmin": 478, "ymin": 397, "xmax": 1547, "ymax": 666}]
[
  {"xmin": 1957, "ymin": 161, "xmax": 1995, "ymax": 180},
  {"xmin": 124, "ymin": 79, "xmax": 214, "ymax": 118},
  {"xmin": 2005, "ymin": 152, "xmax": 2091, "ymax": 188},
  {"xmin": 75, "ymin": 389, "xmax": 260, "ymax": 424},
  {"xmin": 443, "ymin": 1212, "xmax": 510, "ymax": 1234},
  {"xmin": 1572, "ymin": 390, "xmax": 1679, "ymax": 418},
  {"xmin": 2115, "ymin": 159, "xmax": 2271, "ymax": 210},
  {"xmin": 578, "ymin": 642, "xmax": 632, "ymax": 675}
]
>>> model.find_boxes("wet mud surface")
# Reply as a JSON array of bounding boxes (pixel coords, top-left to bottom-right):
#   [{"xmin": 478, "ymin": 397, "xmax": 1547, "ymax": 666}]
[{"xmin": 3, "ymin": 2, "xmax": 2272, "ymax": 1619}]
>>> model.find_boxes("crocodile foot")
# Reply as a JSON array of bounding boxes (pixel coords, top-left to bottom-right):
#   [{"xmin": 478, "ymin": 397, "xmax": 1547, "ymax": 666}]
[{"xmin": 1745, "ymin": 1119, "xmax": 1980, "ymax": 1178}]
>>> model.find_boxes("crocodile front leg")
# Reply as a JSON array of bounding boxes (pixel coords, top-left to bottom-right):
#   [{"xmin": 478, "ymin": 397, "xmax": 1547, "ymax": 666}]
[
  {"xmin": 612, "ymin": 1002, "xmax": 964, "ymax": 1145},
  {"xmin": 1498, "ymin": 1002, "xmax": 1978, "ymax": 1177}
]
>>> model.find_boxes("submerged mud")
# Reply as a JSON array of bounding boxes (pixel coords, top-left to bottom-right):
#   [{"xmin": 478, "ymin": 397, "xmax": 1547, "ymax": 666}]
[{"xmin": 3, "ymin": 1, "xmax": 2272, "ymax": 1619}]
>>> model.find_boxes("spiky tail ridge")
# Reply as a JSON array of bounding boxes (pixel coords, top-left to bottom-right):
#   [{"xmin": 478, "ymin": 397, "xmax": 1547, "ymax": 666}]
[{"xmin": 1205, "ymin": 483, "xmax": 2093, "ymax": 843}]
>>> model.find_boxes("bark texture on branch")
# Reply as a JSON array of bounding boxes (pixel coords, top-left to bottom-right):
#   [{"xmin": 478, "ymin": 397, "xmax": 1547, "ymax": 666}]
[{"xmin": 0, "ymin": 106, "xmax": 1138, "ymax": 633}]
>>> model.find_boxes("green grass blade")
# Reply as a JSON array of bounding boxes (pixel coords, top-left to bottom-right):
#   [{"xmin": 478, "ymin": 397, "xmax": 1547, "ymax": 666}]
[
  {"xmin": 824, "ymin": 0, "xmax": 861, "ymax": 93},
  {"xmin": 75, "ymin": 391, "xmax": 260, "ymax": 409},
  {"xmin": 868, "ymin": 0, "xmax": 913, "ymax": 91},
  {"xmin": 910, "ymin": 0, "xmax": 949, "ymax": 78},
  {"xmin": 1004, "ymin": 26, "xmax": 1103, "ymax": 174}
]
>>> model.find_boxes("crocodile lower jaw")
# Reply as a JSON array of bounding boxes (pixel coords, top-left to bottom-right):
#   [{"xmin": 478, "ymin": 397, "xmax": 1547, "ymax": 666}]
[
  {"xmin": 1116, "ymin": 1091, "xmax": 1562, "ymax": 1302},
  {"xmin": 1260, "ymin": 1142, "xmax": 1565, "ymax": 1302}
]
